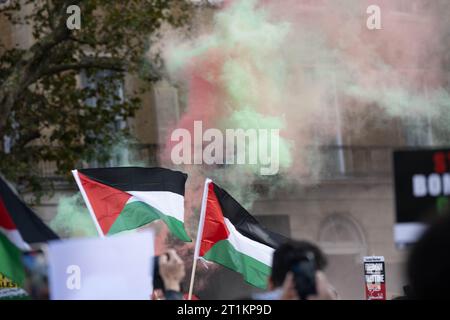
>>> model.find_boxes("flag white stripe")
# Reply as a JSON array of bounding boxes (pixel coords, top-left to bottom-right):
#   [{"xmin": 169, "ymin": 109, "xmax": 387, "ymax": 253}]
[
  {"xmin": 126, "ymin": 191, "xmax": 185, "ymax": 222},
  {"xmin": 0, "ymin": 226, "xmax": 31, "ymax": 251},
  {"xmin": 224, "ymin": 218, "xmax": 274, "ymax": 267}
]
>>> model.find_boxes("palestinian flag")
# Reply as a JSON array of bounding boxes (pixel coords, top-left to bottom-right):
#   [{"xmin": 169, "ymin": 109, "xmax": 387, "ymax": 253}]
[
  {"xmin": 199, "ymin": 181, "xmax": 288, "ymax": 289},
  {"xmin": 72, "ymin": 167, "xmax": 191, "ymax": 242},
  {"xmin": 0, "ymin": 175, "xmax": 59, "ymax": 288}
]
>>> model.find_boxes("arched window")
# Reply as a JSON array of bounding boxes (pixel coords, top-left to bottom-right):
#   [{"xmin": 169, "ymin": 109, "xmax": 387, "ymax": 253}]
[{"xmin": 318, "ymin": 214, "xmax": 367, "ymax": 258}]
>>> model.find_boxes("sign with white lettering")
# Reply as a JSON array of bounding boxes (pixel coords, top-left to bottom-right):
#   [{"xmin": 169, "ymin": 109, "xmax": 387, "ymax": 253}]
[
  {"xmin": 363, "ymin": 256, "xmax": 386, "ymax": 300},
  {"xmin": 393, "ymin": 148, "xmax": 450, "ymax": 246}
]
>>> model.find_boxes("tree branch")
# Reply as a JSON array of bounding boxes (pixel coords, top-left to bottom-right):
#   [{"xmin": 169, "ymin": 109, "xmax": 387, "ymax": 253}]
[
  {"xmin": 0, "ymin": 1, "xmax": 77, "ymax": 130},
  {"xmin": 68, "ymin": 35, "xmax": 110, "ymax": 47},
  {"xmin": 40, "ymin": 57, "xmax": 127, "ymax": 78},
  {"xmin": 11, "ymin": 131, "xmax": 41, "ymax": 151}
]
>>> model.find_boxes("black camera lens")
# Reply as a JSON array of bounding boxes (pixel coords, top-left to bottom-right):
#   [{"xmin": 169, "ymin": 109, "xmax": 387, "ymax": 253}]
[{"xmin": 290, "ymin": 252, "xmax": 317, "ymax": 300}]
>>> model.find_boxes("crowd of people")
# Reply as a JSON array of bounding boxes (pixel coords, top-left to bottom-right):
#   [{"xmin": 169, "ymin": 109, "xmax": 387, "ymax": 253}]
[
  {"xmin": 152, "ymin": 212, "xmax": 450, "ymax": 300},
  {"xmin": 18, "ymin": 211, "xmax": 450, "ymax": 300},
  {"xmin": 153, "ymin": 240, "xmax": 338, "ymax": 300}
]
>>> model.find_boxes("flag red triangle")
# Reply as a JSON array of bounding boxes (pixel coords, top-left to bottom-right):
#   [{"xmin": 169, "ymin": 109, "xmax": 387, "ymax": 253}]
[
  {"xmin": 0, "ymin": 197, "xmax": 16, "ymax": 230},
  {"xmin": 199, "ymin": 183, "xmax": 230, "ymax": 256},
  {"xmin": 78, "ymin": 172, "xmax": 131, "ymax": 234}
]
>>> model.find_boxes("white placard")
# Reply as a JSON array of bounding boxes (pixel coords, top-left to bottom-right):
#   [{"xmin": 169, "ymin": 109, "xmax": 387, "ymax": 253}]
[{"xmin": 48, "ymin": 230, "xmax": 154, "ymax": 300}]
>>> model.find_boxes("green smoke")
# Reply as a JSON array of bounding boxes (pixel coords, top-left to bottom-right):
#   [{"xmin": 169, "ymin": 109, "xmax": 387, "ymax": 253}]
[
  {"xmin": 223, "ymin": 108, "xmax": 293, "ymax": 175},
  {"xmin": 50, "ymin": 194, "xmax": 97, "ymax": 238}
]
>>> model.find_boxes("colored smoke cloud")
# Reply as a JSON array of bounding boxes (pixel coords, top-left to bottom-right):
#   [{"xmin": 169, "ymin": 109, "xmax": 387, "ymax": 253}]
[
  {"xmin": 157, "ymin": 0, "xmax": 450, "ymax": 242},
  {"xmin": 50, "ymin": 194, "xmax": 97, "ymax": 238},
  {"xmin": 51, "ymin": 0, "xmax": 450, "ymax": 266}
]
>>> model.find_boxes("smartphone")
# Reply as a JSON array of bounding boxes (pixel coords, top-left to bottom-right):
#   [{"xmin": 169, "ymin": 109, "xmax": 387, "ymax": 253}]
[
  {"xmin": 153, "ymin": 256, "xmax": 165, "ymax": 291},
  {"xmin": 291, "ymin": 252, "xmax": 317, "ymax": 300}
]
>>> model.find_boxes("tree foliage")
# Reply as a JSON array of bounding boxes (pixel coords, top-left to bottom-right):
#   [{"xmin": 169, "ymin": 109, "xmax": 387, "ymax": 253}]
[{"xmin": 0, "ymin": 0, "xmax": 192, "ymax": 196}]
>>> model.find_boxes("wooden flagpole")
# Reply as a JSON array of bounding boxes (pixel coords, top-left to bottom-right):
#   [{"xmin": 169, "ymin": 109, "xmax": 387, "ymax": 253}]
[{"xmin": 187, "ymin": 178, "xmax": 212, "ymax": 300}]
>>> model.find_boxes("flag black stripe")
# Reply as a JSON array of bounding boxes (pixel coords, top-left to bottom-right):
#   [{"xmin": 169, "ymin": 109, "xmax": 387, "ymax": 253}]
[
  {"xmin": 0, "ymin": 176, "xmax": 59, "ymax": 244},
  {"xmin": 78, "ymin": 167, "xmax": 187, "ymax": 196},
  {"xmin": 212, "ymin": 183, "xmax": 288, "ymax": 249}
]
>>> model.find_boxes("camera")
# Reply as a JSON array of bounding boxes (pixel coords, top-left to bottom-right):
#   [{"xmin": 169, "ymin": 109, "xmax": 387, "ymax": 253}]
[
  {"xmin": 290, "ymin": 251, "xmax": 317, "ymax": 300},
  {"xmin": 153, "ymin": 256, "xmax": 165, "ymax": 291},
  {"xmin": 153, "ymin": 253, "xmax": 182, "ymax": 293}
]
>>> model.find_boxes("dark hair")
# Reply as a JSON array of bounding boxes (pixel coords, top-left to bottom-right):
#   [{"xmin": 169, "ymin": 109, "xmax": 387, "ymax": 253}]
[
  {"xmin": 270, "ymin": 240, "xmax": 327, "ymax": 288},
  {"xmin": 407, "ymin": 214, "xmax": 450, "ymax": 299}
]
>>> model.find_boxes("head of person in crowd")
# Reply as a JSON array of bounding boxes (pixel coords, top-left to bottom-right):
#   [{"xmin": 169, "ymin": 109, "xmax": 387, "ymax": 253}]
[
  {"xmin": 268, "ymin": 240, "xmax": 337, "ymax": 300},
  {"xmin": 23, "ymin": 250, "xmax": 49, "ymax": 300},
  {"xmin": 407, "ymin": 214, "xmax": 450, "ymax": 299}
]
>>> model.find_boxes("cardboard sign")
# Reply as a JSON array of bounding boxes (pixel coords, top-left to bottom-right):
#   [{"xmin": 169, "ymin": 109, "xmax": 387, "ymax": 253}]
[
  {"xmin": 393, "ymin": 148, "xmax": 450, "ymax": 246},
  {"xmin": 364, "ymin": 256, "xmax": 386, "ymax": 300},
  {"xmin": 47, "ymin": 230, "xmax": 154, "ymax": 300}
]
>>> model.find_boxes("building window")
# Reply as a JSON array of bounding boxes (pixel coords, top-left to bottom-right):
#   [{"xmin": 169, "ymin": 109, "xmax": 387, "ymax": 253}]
[
  {"xmin": 318, "ymin": 214, "xmax": 367, "ymax": 257},
  {"xmin": 80, "ymin": 69, "xmax": 124, "ymax": 109},
  {"xmin": 403, "ymin": 115, "xmax": 433, "ymax": 147},
  {"xmin": 402, "ymin": 84, "xmax": 434, "ymax": 147},
  {"xmin": 152, "ymin": 80, "xmax": 180, "ymax": 146},
  {"xmin": 3, "ymin": 136, "xmax": 12, "ymax": 154},
  {"xmin": 0, "ymin": 0, "xmax": 11, "ymax": 9},
  {"xmin": 2, "ymin": 111, "xmax": 19, "ymax": 154},
  {"xmin": 318, "ymin": 214, "xmax": 369, "ymax": 299},
  {"xmin": 80, "ymin": 69, "xmax": 127, "ymax": 167},
  {"xmin": 308, "ymin": 68, "xmax": 346, "ymax": 177}
]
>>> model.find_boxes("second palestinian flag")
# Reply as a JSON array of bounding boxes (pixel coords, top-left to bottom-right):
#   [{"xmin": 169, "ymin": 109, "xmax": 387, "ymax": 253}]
[
  {"xmin": 72, "ymin": 167, "xmax": 191, "ymax": 242},
  {"xmin": 199, "ymin": 181, "xmax": 288, "ymax": 289},
  {"xmin": 0, "ymin": 174, "xmax": 58, "ymax": 290}
]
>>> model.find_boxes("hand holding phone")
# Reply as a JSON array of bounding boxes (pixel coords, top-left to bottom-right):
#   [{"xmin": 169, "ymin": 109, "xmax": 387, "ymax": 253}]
[{"xmin": 153, "ymin": 249, "xmax": 185, "ymax": 293}]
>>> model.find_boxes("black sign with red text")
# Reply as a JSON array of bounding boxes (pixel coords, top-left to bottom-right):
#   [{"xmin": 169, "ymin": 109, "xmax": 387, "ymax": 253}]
[{"xmin": 393, "ymin": 148, "xmax": 450, "ymax": 245}]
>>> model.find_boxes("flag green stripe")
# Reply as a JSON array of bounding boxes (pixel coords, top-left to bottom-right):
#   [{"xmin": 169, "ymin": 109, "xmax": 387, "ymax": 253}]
[
  {"xmin": 203, "ymin": 239, "xmax": 271, "ymax": 289},
  {"xmin": 108, "ymin": 201, "xmax": 191, "ymax": 242},
  {"xmin": 0, "ymin": 233, "xmax": 25, "ymax": 287}
]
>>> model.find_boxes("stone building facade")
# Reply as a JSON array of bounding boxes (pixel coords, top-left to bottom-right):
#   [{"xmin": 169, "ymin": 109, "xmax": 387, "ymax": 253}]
[{"xmin": 1, "ymin": 0, "xmax": 443, "ymax": 299}]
